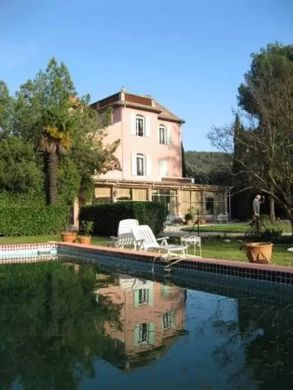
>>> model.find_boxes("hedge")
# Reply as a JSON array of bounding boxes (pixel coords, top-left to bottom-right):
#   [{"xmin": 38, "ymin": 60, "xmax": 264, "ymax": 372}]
[
  {"xmin": 0, "ymin": 206, "xmax": 70, "ymax": 236},
  {"xmin": 80, "ymin": 201, "xmax": 167, "ymax": 236}
]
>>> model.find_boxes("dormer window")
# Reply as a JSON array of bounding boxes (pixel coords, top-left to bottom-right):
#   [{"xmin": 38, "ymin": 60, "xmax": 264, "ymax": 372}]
[
  {"xmin": 159, "ymin": 125, "xmax": 167, "ymax": 144},
  {"xmin": 136, "ymin": 115, "xmax": 145, "ymax": 136}
]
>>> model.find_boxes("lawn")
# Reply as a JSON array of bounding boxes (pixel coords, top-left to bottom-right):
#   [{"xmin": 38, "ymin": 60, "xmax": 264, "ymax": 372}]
[
  {"xmin": 0, "ymin": 234, "xmax": 108, "ymax": 245},
  {"xmin": 1, "ymin": 234, "xmax": 292, "ymax": 267},
  {"xmin": 197, "ymin": 237, "xmax": 293, "ymax": 267},
  {"xmin": 183, "ymin": 220, "xmax": 292, "ymax": 234}
]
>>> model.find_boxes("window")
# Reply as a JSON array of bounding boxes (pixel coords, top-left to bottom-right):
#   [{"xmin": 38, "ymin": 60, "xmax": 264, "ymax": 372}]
[
  {"xmin": 138, "ymin": 288, "xmax": 149, "ymax": 304},
  {"xmin": 134, "ymin": 322, "xmax": 155, "ymax": 345},
  {"xmin": 138, "ymin": 323, "xmax": 149, "ymax": 343},
  {"xmin": 132, "ymin": 153, "xmax": 150, "ymax": 176},
  {"xmin": 136, "ymin": 115, "xmax": 145, "ymax": 136},
  {"xmin": 162, "ymin": 311, "xmax": 174, "ymax": 329},
  {"xmin": 136, "ymin": 154, "xmax": 145, "ymax": 176},
  {"xmin": 206, "ymin": 197, "xmax": 214, "ymax": 214},
  {"xmin": 159, "ymin": 125, "xmax": 167, "ymax": 144}
]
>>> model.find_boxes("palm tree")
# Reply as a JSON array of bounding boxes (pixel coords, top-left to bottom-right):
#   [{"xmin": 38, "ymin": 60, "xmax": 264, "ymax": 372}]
[{"xmin": 40, "ymin": 123, "xmax": 72, "ymax": 205}]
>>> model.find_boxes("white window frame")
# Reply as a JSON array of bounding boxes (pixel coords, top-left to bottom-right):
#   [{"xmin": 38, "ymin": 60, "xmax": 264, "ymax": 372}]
[
  {"xmin": 136, "ymin": 153, "xmax": 145, "ymax": 176},
  {"xmin": 138, "ymin": 323, "xmax": 149, "ymax": 343},
  {"xmin": 162, "ymin": 311, "xmax": 174, "ymax": 329},
  {"xmin": 138, "ymin": 288, "xmax": 149, "ymax": 304},
  {"xmin": 159, "ymin": 125, "xmax": 167, "ymax": 144},
  {"xmin": 136, "ymin": 115, "xmax": 145, "ymax": 137}
]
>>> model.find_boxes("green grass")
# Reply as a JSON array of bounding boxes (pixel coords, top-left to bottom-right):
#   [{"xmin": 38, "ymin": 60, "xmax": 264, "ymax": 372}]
[
  {"xmin": 0, "ymin": 234, "xmax": 108, "ymax": 245},
  {"xmin": 183, "ymin": 221, "xmax": 292, "ymax": 234},
  {"xmin": 1, "ymin": 234, "xmax": 292, "ymax": 267},
  {"xmin": 0, "ymin": 235, "xmax": 61, "ymax": 244},
  {"xmin": 196, "ymin": 238, "xmax": 293, "ymax": 267}
]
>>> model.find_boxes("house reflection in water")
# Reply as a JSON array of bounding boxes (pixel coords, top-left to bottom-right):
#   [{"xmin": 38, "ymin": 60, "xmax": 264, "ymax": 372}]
[{"xmin": 97, "ymin": 275, "xmax": 186, "ymax": 370}]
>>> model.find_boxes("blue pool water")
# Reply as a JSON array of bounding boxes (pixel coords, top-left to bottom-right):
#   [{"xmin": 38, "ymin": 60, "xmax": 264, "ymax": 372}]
[{"xmin": 0, "ymin": 258, "xmax": 292, "ymax": 389}]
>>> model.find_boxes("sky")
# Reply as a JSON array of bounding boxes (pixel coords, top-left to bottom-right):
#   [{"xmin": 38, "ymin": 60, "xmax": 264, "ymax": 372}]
[{"xmin": 0, "ymin": 0, "xmax": 292, "ymax": 151}]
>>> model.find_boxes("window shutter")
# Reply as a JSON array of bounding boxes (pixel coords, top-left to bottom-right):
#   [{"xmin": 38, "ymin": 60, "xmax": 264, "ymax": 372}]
[
  {"xmin": 133, "ymin": 289, "xmax": 139, "ymax": 307},
  {"xmin": 171, "ymin": 310, "xmax": 175, "ymax": 327},
  {"xmin": 146, "ymin": 154, "xmax": 151, "ymax": 176},
  {"xmin": 148, "ymin": 285, "xmax": 153, "ymax": 305},
  {"xmin": 159, "ymin": 160, "xmax": 168, "ymax": 177},
  {"xmin": 134, "ymin": 324, "xmax": 140, "ymax": 345},
  {"xmin": 145, "ymin": 117, "xmax": 150, "ymax": 137},
  {"xmin": 131, "ymin": 113, "xmax": 136, "ymax": 135},
  {"xmin": 131, "ymin": 153, "xmax": 137, "ymax": 176},
  {"xmin": 164, "ymin": 160, "xmax": 168, "ymax": 177},
  {"xmin": 167, "ymin": 126, "xmax": 172, "ymax": 144},
  {"xmin": 148, "ymin": 322, "xmax": 155, "ymax": 345}
]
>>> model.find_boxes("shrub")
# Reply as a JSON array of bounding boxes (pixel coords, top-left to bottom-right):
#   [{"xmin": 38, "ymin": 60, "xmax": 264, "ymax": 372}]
[
  {"xmin": 0, "ymin": 192, "xmax": 46, "ymax": 207},
  {"xmin": 80, "ymin": 201, "xmax": 167, "ymax": 236},
  {"xmin": 245, "ymin": 215, "xmax": 284, "ymax": 242},
  {"xmin": 0, "ymin": 205, "xmax": 70, "ymax": 236}
]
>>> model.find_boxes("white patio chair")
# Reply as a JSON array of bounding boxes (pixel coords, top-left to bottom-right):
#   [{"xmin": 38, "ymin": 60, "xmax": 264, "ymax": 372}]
[
  {"xmin": 110, "ymin": 219, "xmax": 139, "ymax": 248},
  {"xmin": 181, "ymin": 235, "xmax": 202, "ymax": 257},
  {"xmin": 131, "ymin": 225, "xmax": 187, "ymax": 256},
  {"xmin": 216, "ymin": 213, "xmax": 229, "ymax": 223},
  {"xmin": 118, "ymin": 219, "xmax": 139, "ymax": 235}
]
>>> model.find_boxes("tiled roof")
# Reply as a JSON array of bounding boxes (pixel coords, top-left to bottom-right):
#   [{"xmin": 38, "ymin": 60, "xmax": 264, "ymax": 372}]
[
  {"xmin": 91, "ymin": 91, "xmax": 184, "ymax": 123},
  {"xmin": 154, "ymin": 100, "xmax": 184, "ymax": 123}
]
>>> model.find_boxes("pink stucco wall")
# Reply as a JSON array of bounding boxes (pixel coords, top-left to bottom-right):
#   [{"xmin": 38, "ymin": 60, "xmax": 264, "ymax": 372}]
[{"xmin": 98, "ymin": 106, "xmax": 182, "ymax": 181}]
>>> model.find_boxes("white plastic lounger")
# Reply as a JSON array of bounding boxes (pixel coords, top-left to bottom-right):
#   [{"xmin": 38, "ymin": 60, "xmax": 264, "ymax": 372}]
[
  {"xmin": 118, "ymin": 219, "xmax": 139, "ymax": 235},
  {"xmin": 110, "ymin": 219, "xmax": 139, "ymax": 248},
  {"xmin": 131, "ymin": 225, "xmax": 187, "ymax": 256}
]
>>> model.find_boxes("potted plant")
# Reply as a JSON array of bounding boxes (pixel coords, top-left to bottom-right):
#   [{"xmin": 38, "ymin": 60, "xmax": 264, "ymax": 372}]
[
  {"xmin": 61, "ymin": 217, "xmax": 78, "ymax": 243},
  {"xmin": 244, "ymin": 242, "xmax": 273, "ymax": 264},
  {"xmin": 78, "ymin": 220, "xmax": 94, "ymax": 245},
  {"xmin": 243, "ymin": 217, "xmax": 277, "ymax": 264},
  {"xmin": 185, "ymin": 213, "xmax": 193, "ymax": 225}
]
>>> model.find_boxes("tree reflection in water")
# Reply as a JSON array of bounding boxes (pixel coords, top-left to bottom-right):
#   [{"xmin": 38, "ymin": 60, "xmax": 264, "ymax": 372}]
[{"xmin": 0, "ymin": 262, "xmax": 122, "ymax": 389}]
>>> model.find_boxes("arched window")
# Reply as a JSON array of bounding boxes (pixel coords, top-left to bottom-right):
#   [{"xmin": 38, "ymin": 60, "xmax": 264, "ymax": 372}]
[{"xmin": 136, "ymin": 115, "xmax": 145, "ymax": 136}]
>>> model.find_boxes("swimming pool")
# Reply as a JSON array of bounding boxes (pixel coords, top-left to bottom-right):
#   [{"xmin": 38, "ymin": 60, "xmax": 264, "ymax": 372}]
[{"xmin": 0, "ymin": 258, "xmax": 292, "ymax": 389}]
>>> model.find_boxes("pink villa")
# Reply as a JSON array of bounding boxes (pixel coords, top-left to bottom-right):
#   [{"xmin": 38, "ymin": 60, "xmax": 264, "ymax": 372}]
[
  {"xmin": 90, "ymin": 89, "xmax": 228, "ymax": 221},
  {"xmin": 97, "ymin": 276, "xmax": 186, "ymax": 369}
]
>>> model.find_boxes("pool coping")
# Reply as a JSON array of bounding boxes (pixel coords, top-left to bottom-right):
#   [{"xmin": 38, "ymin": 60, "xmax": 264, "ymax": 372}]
[
  {"xmin": 58, "ymin": 242, "xmax": 293, "ymax": 286},
  {"xmin": 1, "ymin": 242, "xmax": 293, "ymax": 286}
]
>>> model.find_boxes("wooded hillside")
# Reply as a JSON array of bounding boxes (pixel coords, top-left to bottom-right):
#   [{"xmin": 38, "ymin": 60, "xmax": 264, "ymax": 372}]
[{"xmin": 184, "ymin": 151, "xmax": 232, "ymax": 186}]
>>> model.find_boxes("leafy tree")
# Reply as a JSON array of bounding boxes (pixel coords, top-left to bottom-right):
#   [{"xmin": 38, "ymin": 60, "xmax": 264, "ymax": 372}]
[
  {"xmin": 0, "ymin": 137, "xmax": 43, "ymax": 194},
  {"xmin": 15, "ymin": 58, "xmax": 76, "ymax": 204},
  {"xmin": 181, "ymin": 143, "xmax": 187, "ymax": 177},
  {"xmin": 0, "ymin": 81, "xmax": 14, "ymax": 136},
  {"xmin": 208, "ymin": 43, "xmax": 293, "ymax": 234},
  {"xmin": 68, "ymin": 102, "xmax": 119, "ymax": 205},
  {"xmin": 15, "ymin": 58, "xmax": 119, "ymax": 206}
]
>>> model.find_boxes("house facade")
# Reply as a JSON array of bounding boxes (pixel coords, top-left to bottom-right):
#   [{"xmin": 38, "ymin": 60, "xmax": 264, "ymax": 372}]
[
  {"xmin": 91, "ymin": 89, "xmax": 228, "ymax": 221},
  {"xmin": 97, "ymin": 275, "xmax": 186, "ymax": 369}
]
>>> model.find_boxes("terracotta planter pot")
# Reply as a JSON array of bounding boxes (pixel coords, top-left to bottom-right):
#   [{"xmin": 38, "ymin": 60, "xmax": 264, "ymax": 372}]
[
  {"xmin": 61, "ymin": 232, "xmax": 77, "ymax": 243},
  {"xmin": 245, "ymin": 242, "xmax": 273, "ymax": 264},
  {"xmin": 78, "ymin": 235, "xmax": 92, "ymax": 245}
]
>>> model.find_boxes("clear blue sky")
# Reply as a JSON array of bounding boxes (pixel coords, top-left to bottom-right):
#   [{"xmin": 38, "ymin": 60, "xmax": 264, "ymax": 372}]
[{"xmin": 1, "ymin": 0, "xmax": 292, "ymax": 151}]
